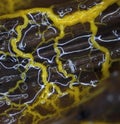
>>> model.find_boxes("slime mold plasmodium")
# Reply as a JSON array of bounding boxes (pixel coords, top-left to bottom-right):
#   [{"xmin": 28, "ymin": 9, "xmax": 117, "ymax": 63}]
[
  {"xmin": 0, "ymin": 0, "xmax": 120, "ymax": 124},
  {"xmin": 0, "ymin": 0, "xmax": 31, "ymax": 15}
]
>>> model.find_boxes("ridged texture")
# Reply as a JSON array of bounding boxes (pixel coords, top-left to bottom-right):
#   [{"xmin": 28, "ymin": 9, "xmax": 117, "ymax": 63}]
[{"xmin": 0, "ymin": 0, "xmax": 120, "ymax": 124}]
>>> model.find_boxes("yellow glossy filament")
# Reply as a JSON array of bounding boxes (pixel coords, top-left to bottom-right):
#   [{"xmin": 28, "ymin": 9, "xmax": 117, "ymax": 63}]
[{"xmin": 0, "ymin": 0, "xmax": 119, "ymax": 124}]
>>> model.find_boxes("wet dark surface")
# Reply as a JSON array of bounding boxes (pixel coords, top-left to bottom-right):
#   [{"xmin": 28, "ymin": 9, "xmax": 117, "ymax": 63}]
[{"xmin": 0, "ymin": 0, "xmax": 120, "ymax": 124}]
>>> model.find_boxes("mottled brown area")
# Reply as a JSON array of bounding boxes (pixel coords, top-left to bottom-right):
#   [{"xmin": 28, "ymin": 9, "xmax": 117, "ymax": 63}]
[
  {"xmin": 0, "ymin": 0, "xmax": 120, "ymax": 124},
  {"xmin": 47, "ymin": 62, "xmax": 120, "ymax": 124}
]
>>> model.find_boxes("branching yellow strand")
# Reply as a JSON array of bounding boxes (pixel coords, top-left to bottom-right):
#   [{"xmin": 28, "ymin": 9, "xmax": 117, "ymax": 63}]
[{"xmin": 0, "ymin": 0, "xmax": 119, "ymax": 124}]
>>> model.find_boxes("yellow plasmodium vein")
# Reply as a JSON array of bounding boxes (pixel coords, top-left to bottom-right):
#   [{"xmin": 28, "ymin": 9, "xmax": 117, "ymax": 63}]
[
  {"xmin": 0, "ymin": 0, "xmax": 119, "ymax": 123},
  {"xmin": 90, "ymin": 20, "xmax": 111, "ymax": 80}
]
